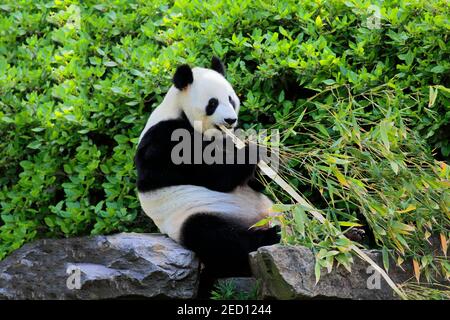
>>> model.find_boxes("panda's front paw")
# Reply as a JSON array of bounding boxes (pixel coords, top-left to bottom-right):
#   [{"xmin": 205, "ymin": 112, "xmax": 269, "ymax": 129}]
[
  {"xmin": 255, "ymin": 225, "xmax": 281, "ymax": 247},
  {"xmin": 267, "ymin": 225, "xmax": 281, "ymax": 244},
  {"xmin": 345, "ymin": 227, "xmax": 366, "ymax": 243}
]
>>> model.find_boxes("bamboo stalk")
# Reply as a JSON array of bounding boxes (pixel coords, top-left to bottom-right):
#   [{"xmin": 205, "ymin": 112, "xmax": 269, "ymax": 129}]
[{"xmin": 219, "ymin": 125, "xmax": 407, "ymax": 300}]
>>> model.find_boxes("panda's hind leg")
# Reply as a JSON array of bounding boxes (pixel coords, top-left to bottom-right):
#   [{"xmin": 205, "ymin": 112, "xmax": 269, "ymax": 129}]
[{"xmin": 180, "ymin": 213, "xmax": 280, "ymax": 278}]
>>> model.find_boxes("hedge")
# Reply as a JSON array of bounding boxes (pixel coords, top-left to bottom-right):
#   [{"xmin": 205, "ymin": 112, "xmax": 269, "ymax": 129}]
[{"xmin": 0, "ymin": 0, "xmax": 449, "ymax": 264}]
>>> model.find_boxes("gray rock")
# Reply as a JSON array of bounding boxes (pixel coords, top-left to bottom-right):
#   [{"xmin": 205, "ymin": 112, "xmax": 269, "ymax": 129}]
[
  {"xmin": 0, "ymin": 233, "xmax": 199, "ymax": 300},
  {"xmin": 250, "ymin": 245, "xmax": 413, "ymax": 300}
]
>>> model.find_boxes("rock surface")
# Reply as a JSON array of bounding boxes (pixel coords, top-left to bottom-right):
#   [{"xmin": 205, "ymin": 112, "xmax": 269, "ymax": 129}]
[
  {"xmin": 250, "ymin": 245, "xmax": 412, "ymax": 300},
  {"xmin": 0, "ymin": 233, "xmax": 199, "ymax": 300}
]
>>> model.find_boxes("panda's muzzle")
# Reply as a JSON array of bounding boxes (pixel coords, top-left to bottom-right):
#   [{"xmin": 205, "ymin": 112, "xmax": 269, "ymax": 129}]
[
  {"xmin": 224, "ymin": 118, "xmax": 237, "ymax": 126},
  {"xmin": 220, "ymin": 118, "xmax": 237, "ymax": 129}
]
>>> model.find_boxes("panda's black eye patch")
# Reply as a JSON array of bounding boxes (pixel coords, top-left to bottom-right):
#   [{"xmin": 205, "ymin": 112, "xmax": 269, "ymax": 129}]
[
  {"xmin": 206, "ymin": 98, "xmax": 219, "ymax": 116},
  {"xmin": 229, "ymin": 96, "xmax": 236, "ymax": 109}
]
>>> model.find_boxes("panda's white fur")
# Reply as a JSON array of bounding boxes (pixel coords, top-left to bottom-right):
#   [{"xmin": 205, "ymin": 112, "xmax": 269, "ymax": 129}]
[{"xmin": 138, "ymin": 185, "xmax": 272, "ymax": 242}]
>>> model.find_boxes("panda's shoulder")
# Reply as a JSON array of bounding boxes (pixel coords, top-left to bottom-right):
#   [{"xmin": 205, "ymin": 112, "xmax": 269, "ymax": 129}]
[{"xmin": 139, "ymin": 117, "xmax": 192, "ymax": 148}]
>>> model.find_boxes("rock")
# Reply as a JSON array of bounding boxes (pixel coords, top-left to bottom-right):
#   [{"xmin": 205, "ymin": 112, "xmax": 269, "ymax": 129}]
[
  {"xmin": 0, "ymin": 233, "xmax": 199, "ymax": 300},
  {"xmin": 249, "ymin": 245, "xmax": 413, "ymax": 300}
]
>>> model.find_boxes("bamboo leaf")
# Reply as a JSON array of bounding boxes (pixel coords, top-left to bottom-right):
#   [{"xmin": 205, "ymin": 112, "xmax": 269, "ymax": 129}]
[
  {"xmin": 271, "ymin": 204, "xmax": 293, "ymax": 212},
  {"xmin": 395, "ymin": 233, "xmax": 410, "ymax": 251},
  {"xmin": 396, "ymin": 205, "xmax": 416, "ymax": 214},
  {"xmin": 335, "ymin": 253, "xmax": 352, "ymax": 272},
  {"xmin": 281, "ymin": 108, "xmax": 307, "ymax": 143},
  {"xmin": 314, "ymin": 261, "xmax": 321, "ymax": 284},
  {"xmin": 331, "ymin": 166, "xmax": 349, "ymax": 187},
  {"xmin": 413, "ymin": 259, "xmax": 421, "ymax": 283},
  {"xmin": 382, "ymin": 246, "xmax": 389, "ymax": 272},
  {"xmin": 391, "ymin": 221, "xmax": 415, "ymax": 234},
  {"xmin": 251, "ymin": 218, "xmax": 270, "ymax": 228},
  {"xmin": 389, "ymin": 161, "xmax": 399, "ymax": 174},
  {"xmin": 380, "ymin": 120, "xmax": 391, "ymax": 151},
  {"xmin": 316, "ymin": 124, "xmax": 330, "ymax": 138},
  {"xmin": 428, "ymin": 86, "xmax": 438, "ymax": 108},
  {"xmin": 440, "ymin": 233, "xmax": 448, "ymax": 257},
  {"xmin": 293, "ymin": 206, "xmax": 306, "ymax": 237},
  {"xmin": 338, "ymin": 221, "xmax": 363, "ymax": 227}
]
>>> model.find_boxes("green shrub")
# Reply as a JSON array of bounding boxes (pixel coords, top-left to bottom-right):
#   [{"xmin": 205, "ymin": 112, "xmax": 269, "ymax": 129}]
[{"xmin": 0, "ymin": 0, "xmax": 448, "ymax": 262}]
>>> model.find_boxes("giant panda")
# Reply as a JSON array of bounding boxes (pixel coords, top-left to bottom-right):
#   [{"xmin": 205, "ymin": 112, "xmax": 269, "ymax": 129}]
[{"xmin": 135, "ymin": 57, "xmax": 280, "ymax": 278}]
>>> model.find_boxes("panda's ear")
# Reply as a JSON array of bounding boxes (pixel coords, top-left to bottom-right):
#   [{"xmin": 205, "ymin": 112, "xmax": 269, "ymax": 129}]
[
  {"xmin": 211, "ymin": 56, "xmax": 225, "ymax": 76},
  {"xmin": 173, "ymin": 64, "xmax": 194, "ymax": 90}
]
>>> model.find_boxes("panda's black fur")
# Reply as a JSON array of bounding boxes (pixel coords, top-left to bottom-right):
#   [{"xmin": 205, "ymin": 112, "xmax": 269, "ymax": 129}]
[
  {"xmin": 136, "ymin": 57, "xmax": 280, "ymax": 279},
  {"xmin": 136, "ymin": 113, "xmax": 258, "ymax": 194}
]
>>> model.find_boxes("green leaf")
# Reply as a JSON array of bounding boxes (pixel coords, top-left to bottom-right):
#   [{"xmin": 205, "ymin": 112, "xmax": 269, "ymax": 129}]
[
  {"xmin": 379, "ymin": 121, "xmax": 391, "ymax": 150},
  {"xmin": 96, "ymin": 48, "xmax": 106, "ymax": 56},
  {"xmin": 1, "ymin": 214, "xmax": 14, "ymax": 223},
  {"xmin": 335, "ymin": 253, "xmax": 352, "ymax": 272},
  {"xmin": 382, "ymin": 246, "xmax": 389, "ymax": 272},
  {"xmin": 315, "ymin": 15, "xmax": 323, "ymax": 28},
  {"xmin": 293, "ymin": 206, "xmax": 307, "ymax": 237},
  {"xmin": 317, "ymin": 249, "xmax": 340, "ymax": 259},
  {"xmin": 398, "ymin": 50, "xmax": 414, "ymax": 65},
  {"xmin": 271, "ymin": 204, "xmax": 293, "ymax": 212},
  {"xmin": 111, "ymin": 87, "xmax": 123, "ymax": 94},
  {"xmin": 322, "ymin": 79, "xmax": 336, "ymax": 85},
  {"xmin": 122, "ymin": 115, "xmax": 136, "ymax": 123},
  {"xmin": 125, "ymin": 101, "xmax": 139, "ymax": 106},
  {"xmin": 114, "ymin": 134, "xmax": 129, "ymax": 144},
  {"xmin": 44, "ymin": 217, "xmax": 55, "ymax": 227},
  {"xmin": 278, "ymin": 90, "xmax": 285, "ymax": 103},
  {"xmin": 331, "ymin": 166, "xmax": 349, "ymax": 187},
  {"xmin": 316, "ymin": 124, "xmax": 330, "ymax": 138},
  {"xmin": 251, "ymin": 218, "xmax": 270, "ymax": 228},
  {"xmin": 63, "ymin": 164, "xmax": 73, "ymax": 174},
  {"xmin": 20, "ymin": 160, "xmax": 33, "ymax": 170},
  {"xmin": 338, "ymin": 221, "xmax": 363, "ymax": 227},
  {"xmin": 94, "ymin": 201, "xmax": 104, "ymax": 213},
  {"xmin": 104, "ymin": 60, "xmax": 118, "ymax": 67},
  {"xmin": 27, "ymin": 141, "xmax": 42, "ymax": 149},
  {"xmin": 430, "ymin": 65, "xmax": 445, "ymax": 73},
  {"xmin": 389, "ymin": 161, "xmax": 399, "ymax": 174},
  {"xmin": 314, "ymin": 261, "xmax": 321, "ymax": 284},
  {"xmin": 130, "ymin": 69, "xmax": 145, "ymax": 77},
  {"xmin": 1, "ymin": 116, "xmax": 14, "ymax": 123}
]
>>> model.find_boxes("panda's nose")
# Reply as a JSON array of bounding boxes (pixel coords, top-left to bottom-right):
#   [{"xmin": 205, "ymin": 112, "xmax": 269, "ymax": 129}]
[{"xmin": 224, "ymin": 118, "xmax": 237, "ymax": 125}]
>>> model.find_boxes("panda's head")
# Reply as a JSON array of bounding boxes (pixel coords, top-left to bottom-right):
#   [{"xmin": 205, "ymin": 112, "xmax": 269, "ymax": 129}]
[{"xmin": 172, "ymin": 57, "xmax": 240, "ymax": 137}]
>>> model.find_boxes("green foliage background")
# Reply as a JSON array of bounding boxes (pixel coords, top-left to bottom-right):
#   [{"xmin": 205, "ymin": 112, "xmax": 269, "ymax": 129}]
[{"xmin": 0, "ymin": 0, "xmax": 449, "ymax": 261}]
